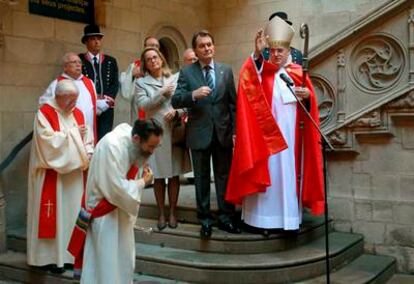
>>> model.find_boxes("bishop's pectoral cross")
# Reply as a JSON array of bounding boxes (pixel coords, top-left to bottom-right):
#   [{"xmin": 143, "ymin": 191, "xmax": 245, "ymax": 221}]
[{"xmin": 44, "ymin": 200, "xmax": 54, "ymax": 218}]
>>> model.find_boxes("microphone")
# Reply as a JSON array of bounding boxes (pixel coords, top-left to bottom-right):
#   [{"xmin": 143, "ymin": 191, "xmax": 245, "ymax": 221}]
[{"xmin": 279, "ymin": 73, "xmax": 294, "ymax": 86}]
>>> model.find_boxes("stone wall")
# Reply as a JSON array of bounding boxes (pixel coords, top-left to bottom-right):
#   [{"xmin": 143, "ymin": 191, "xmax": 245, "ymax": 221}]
[
  {"xmin": 0, "ymin": 0, "xmax": 208, "ymax": 230},
  {"xmin": 329, "ymin": 121, "xmax": 414, "ymax": 272},
  {"xmin": 209, "ymin": 0, "xmax": 389, "ymax": 78}
]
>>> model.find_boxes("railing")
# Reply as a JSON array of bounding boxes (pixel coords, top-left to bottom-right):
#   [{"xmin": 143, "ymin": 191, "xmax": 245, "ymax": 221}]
[{"xmin": 0, "ymin": 132, "xmax": 33, "ymax": 174}]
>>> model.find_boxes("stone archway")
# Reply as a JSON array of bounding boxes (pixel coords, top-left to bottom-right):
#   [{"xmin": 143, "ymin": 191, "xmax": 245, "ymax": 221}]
[
  {"xmin": 149, "ymin": 25, "xmax": 188, "ymax": 72},
  {"xmin": 159, "ymin": 37, "xmax": 180, "ymax": 72}
]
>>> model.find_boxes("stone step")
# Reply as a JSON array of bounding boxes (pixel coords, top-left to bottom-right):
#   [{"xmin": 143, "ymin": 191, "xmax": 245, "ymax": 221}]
[
  {"xmin": 135, "ymin": 232, "xmax": 364, "ymax": 284},
  {"xmin": 139, "ymin": 184, "xmax": 219, "ymax": 224},
  {"xmin": 8, "ymin": 212, "xmax": 329, "ymax": 255},
  {"xmin": 387, "ymin": 274, "xmax": 414, "ymax": 284},
  {"xmin": 135, "ymin": 215, "xmax": 329, "ymax": 253},
  {"xmin": 0, "ymin": 251, "xmax": 188, "ymax": 284},
  {"xmin": 297, "ymin": 254, "xmax": 396, "ymax": 284}
]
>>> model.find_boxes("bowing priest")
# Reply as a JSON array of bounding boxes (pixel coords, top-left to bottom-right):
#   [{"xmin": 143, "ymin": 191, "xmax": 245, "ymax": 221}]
[
  {"xmin": 69, "ymin": 119, "xmax": 162, "ymax": 284},
  {"xmin": 226, "ymin": 16, "xmax": 324, "ymax": 234},
  {"xmin": 27, "ymin": 80, "xmax": 94, "ymax": 273}
]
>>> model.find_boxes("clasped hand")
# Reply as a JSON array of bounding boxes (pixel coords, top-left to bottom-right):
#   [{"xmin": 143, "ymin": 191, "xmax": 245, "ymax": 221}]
[
  {"xmin": 164, "ymin": 109, "xmax": 177, "ymax": 122},
  {"xmin": 142, "ymin": 166, "xmax": 154, "ymax": 186},
  {"xmin": 192, "ymin": 86, "xmax": 212, "ymax": 100},
  {"xmin": 294, "ymin": 87, "xmax": 310, "ymax": 100},
  {"xmin": 161, "ymin": 84, "xmax": 175, "ymax": 98}
]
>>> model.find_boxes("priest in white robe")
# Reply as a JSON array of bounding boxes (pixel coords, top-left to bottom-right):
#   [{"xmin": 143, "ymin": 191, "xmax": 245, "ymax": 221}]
[
  {"xmin": 27, "ymin": 80, "xmax": 94, "ymax": 273},
  {"xmin": 79, "ymin": 119, "xmax": 162, "ymax": 284},
  {"xmin": 226, "ymin": 16, "xmax": 324, "ymax": 233},
  {"xmin": 39, "ymin": 52, "xmax": 98, "ymax": 141}
]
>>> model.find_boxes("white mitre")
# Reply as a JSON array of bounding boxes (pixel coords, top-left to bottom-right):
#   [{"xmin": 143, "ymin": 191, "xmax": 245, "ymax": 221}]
[{"xmin": 264, "ymin": 16, "xmax": 295, "ymax": 49}]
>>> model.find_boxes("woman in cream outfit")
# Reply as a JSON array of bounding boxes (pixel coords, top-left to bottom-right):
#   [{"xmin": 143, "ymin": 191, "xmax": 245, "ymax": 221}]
[{"xmin": 134, "ymin": 47, "xmax": 191, "ymax": 230}]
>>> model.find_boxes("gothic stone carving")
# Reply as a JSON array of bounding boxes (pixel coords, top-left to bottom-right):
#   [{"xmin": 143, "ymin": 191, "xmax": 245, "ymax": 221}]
[
  {"xmin": 328, "ymin": 129, "xmax": 347, "ymax": 146},
  {"xmin": 408, "ymin": 8, "xmax": 414, "ymax": 82},
  {"xmin": 350, "ymin": 110, "xmax": 382, "ymax": 128},
  {"xmin": 386, "ymin": 91, "xmax": 414, "ymax": 109},
  {"xmin": 349, "ymin": 33, "xmax": 404, "ymax": 93},
  {"xmin": 337, "ymin": 49, "xmax": 346, "ymax": 122},
  {"xmin": 311, "ymin": 75, "xmax": 336, "ymax": 127}
]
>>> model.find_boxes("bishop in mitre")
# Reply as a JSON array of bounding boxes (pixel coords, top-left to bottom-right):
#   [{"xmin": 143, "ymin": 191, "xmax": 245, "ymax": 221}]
[
  {"xmin": 27, "ymin": 79, "xmax": 94, "ymax": 273},
  {"xmin": 226, "ymin": 16, "xmax": 324, "ymax": 234}
]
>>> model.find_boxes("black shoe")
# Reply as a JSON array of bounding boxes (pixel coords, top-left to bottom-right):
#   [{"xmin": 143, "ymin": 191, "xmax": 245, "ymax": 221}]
[
  {"xmin": 64, "ymin": 263, "xmax": 74, "ymax": 270},
  {"xmin": 262, "ymin": 229, "xmax": 271, "ymax": 237},
  {"xmin": 200, "ymin": 224, "xmax": 212, "ymax": 238},
  {"xmin": 49, "ymin": 265, "xmax": 65, "ymax": 274},
  {"xmin": 218, "ymin": 222, "xmax": 241, "ymax": 234},
  {"xmin": 157, "ymin": 222, "xmax": 167, "ymax": 231}
]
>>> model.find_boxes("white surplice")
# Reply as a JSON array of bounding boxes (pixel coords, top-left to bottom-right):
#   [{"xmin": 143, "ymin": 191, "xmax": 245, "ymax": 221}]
[
  {"xmin": 39, "ymin": 73, "xmax": 96, "ymax": 131},
  {"xmin": 81, "ymin": 123, "xmax": 146, "ymax": 284},
  {"xmin": 242, "ymin": 67, "xmax": 302, "ymax": 230},
  {"xmin": 27, "ymin": 99, "xmax": 93, "ymax": 267}
]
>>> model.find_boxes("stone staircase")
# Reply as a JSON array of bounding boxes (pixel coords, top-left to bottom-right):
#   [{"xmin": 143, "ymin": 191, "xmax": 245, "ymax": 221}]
[{"xmin": 3, "ymin": 184, "xmax": 395, "ymax": 283}]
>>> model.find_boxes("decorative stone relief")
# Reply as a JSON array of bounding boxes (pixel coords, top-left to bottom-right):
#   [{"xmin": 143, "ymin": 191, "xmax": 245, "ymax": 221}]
[
  {"xmin": 349, "ymin": 110, "xmax": 382, "ymax": 128},
  {"xmin": 349, "ymin": 34, "xmax": 404, "ymax": 93},
  {"xmin": 311, "ymin": 75, "xmax": 336, "ymax": 127},
  {"xmin": 337, "ymin": 49, "xmax": 346, "ymax": 122},
  {"xmin": 408, "ymin": 8, "xmax": 414, "ymax": 82},
  {"xmin": 386, "ymin": 91, "xmax": 414, "ymax": 109},
  {"xmin": 328, "ymin": 129, "xmax": 347, "ymax": 146}
]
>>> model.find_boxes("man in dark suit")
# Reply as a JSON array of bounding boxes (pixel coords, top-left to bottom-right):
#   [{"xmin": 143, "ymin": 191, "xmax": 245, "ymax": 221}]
[
  {"xmin": 172, "ymin": 30, "xmax": 240, "ymax": 238},
  {"xmin": 79, "ymin": 24, "xmax": 119, "ymax": 140}
]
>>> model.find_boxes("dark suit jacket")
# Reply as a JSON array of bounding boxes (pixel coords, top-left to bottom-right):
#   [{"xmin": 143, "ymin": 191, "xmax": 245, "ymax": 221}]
[
  {"xmin": 172, "ymin": 61, "xmax": 236, "ymax": 150},
  {"xmin": 79, "ymin": 53, "xmax": 119, "ymax": 98}
]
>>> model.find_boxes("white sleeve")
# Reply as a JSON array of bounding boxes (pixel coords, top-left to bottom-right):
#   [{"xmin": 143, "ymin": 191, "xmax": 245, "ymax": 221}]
[
  {"xmin": 33, "ymin": 111, "xmax": 90, "ymax": 173},
  {"xmin": 39, "ymin": 80, "xmax": 57, "ymax": 105},
  {"xmin": 91, "ymin": 142, "xmax": 144, "ymax": 216},
  {"xmin": 251, "ymin": 53, "xmax": 263, "ymax": 82},
  {"xmin": 119, "ymin": 63, "xmax": 136, "ymax": 102}
]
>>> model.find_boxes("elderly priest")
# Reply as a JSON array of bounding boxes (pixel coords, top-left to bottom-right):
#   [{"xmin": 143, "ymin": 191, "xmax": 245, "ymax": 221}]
[{"xmin": 27, "ymin": 79, "xmax": 94, "ymax": 273}]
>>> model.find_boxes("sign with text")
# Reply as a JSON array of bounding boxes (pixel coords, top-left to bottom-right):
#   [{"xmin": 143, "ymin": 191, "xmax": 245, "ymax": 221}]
[{"xmin": 29, "ymin": 0, "xmax": 94, "ymax": 24}]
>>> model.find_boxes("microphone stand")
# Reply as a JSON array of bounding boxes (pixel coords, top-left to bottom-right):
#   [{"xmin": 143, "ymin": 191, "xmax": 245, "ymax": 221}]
[{"xmin": 282, "ymin": 77, "xmax": 334, "ymax": 284}]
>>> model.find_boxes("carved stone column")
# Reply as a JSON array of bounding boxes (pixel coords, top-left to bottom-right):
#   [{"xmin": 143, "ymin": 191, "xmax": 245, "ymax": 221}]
[
  {"xmin": 336, "ymin": 49, "xmax": 346, "ymax": 123},
  {"xmin": 408, "ymin": 8, "xmax": 414, "ymax": 84}
]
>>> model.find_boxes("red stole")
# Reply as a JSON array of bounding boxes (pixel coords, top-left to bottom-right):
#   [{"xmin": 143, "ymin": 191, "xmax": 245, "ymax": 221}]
[
  {"xmin": 38, "ymin": 104, "xmax": 85, "ymax": 239},
  {"xmin": 225, "ymin": 58, "xmax": 325, "ymax": 216},
  {"xmin": 285, "ymin": 64, "xmax": 325, "ymax": 215},
  {"xmin": 57, "ymin": 75, "xmax": 98, "ymax": 143},
  {"xmin": 67, "ymin": 165, "xmax": 139, "ymax": 279},
  {"xmin": 225, "ymin": 58, "xmax": 287, "ymax": 205}
]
